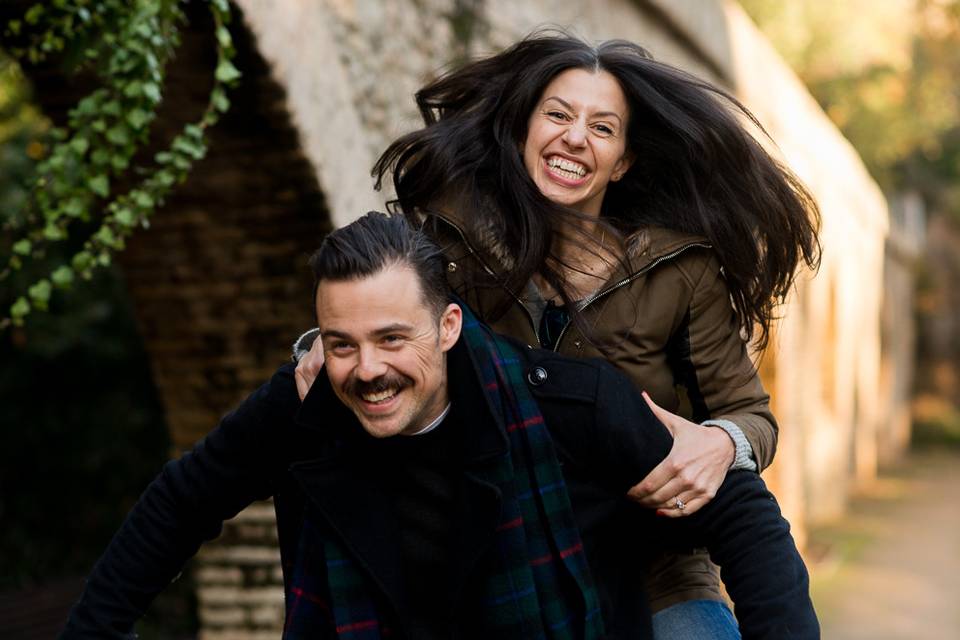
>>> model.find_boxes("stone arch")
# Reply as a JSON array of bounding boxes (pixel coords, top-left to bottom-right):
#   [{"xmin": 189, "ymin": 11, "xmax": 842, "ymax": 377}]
[
  {"xmin": 115, "ymin": 7, "xmax": 336, "ymax": 633},
  {"xmin": 119, "ymin": 3, "xmax": 332, "ymax": 451}
]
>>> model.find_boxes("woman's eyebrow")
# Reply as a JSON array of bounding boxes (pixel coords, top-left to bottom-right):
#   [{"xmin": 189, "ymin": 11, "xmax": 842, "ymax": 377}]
[{"xmin": 542, "ymin": 96, "xmax": 623, "ymax": 124}]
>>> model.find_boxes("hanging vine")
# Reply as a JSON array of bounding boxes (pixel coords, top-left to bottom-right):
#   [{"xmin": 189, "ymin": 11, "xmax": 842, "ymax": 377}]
[{"xmin": 1, "ymin": 0, "xmax": 240, "ymax": 329}]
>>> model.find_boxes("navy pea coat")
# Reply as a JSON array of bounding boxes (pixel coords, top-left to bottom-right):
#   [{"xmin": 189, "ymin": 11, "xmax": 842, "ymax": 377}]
[{"xmin": 61, "ymin": 335, "xmax": 818, "ymax": 639}]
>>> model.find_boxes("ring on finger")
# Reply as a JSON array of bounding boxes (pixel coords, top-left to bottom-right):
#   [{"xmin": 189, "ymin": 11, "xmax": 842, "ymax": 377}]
[{"xmin": 674, "ymin": 496, "xmax": 686, "ymax": 511}]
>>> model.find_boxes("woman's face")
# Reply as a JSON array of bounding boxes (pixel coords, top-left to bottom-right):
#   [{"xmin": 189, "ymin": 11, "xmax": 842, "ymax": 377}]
[{"xmin": 523, "ymin": 68, "xmax": 634, "ymax": 217}]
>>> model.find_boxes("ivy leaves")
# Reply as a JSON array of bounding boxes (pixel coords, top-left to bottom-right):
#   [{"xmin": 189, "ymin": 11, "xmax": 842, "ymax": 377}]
[{"xmin": 2, "ymin": 0, "xmax": 241, "ymax": 328}]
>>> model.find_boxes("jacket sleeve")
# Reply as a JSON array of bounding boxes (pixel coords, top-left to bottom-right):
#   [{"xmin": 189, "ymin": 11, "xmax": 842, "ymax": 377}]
[
  {"xmin": 592, "ymin": 368, "xmax": 818, "ymax": 639},
  {"xmin": 671, "ymin": 253, "xmax": 778, "ymax": 470},
  {"xmin": 60, "ymin": 364, "xmax": 301, "ymax": 639}
]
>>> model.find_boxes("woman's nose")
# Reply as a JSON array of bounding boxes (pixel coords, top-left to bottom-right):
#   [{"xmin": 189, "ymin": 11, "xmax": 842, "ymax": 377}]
[{"xmin": 562, "ymin": 121, "xmax": 588, "ymax": 148}]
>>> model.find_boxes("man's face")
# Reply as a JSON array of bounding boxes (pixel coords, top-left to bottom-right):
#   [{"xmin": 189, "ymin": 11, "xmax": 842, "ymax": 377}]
[{"xmin": 316, "ymin": 264, "xmax": 462, "ymax": 438}]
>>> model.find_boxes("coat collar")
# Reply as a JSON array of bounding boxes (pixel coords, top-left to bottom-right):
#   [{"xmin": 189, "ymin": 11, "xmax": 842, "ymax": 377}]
[{"xmin": 424, "ymin": 208, "xmax": 711, "ymax": 285}]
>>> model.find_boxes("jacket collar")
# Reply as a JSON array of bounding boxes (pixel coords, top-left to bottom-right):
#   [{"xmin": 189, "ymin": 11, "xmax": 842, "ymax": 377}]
[{"xmin": 425, "ymin": 208, "xmax": 711, "ymax": 283}]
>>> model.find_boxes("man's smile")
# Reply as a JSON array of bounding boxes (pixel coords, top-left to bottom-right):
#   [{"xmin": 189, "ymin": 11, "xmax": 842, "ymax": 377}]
[
  {"xmin": 347, "ymin": 372, "xmax": 414, "ymax": 416},
  {"xmin": 360, "ymin": 388, "xmax": 400, "ymax": 404}
]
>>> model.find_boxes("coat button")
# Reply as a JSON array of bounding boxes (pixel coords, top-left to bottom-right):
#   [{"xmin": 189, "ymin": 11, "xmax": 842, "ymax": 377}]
[
  {"xmin": 573, "ymin": 340, "xmax": 582, "ymax": 349},
  {"xmin": 527, "ymin": 366, "xmax": 548, "ymax": 386},
  {"xmin": 447, "ymin": 261, "xmax": 458, "ymax": 272}
]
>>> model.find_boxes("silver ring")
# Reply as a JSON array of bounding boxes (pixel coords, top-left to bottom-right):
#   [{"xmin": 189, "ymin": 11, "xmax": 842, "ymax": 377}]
[{"xmin": 674, "ymin": 497, "xmax": 686, "ymax": 511}]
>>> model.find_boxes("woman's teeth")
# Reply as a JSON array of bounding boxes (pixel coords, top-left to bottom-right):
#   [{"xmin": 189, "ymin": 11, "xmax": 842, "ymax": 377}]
[{"xmin": 547, "ymin": 156, "xmax": 586, "ymax": 179}]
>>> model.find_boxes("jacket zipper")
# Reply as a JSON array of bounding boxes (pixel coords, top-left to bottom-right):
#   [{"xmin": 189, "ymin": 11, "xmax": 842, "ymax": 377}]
[
  {"xmin": 552, "ymin": 242, "xmax": 712, "ymax": 352},
  {"xmin": 432, "ymin": 213, "xmax": 541, "ymax": 340}
]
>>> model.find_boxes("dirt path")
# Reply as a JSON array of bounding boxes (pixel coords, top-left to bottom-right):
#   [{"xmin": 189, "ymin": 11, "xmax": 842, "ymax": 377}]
[{"xmin": 807, "ymin": 449, "xmax": 960, "ymax": 639}]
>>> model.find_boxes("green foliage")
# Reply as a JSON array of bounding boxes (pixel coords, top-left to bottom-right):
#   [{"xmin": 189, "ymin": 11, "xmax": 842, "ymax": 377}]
[
  {"xmin": 742, "ymin": 0, "xmax": 960, "ymax": 214},
  {"xmin": 0, "ymin": 13, "xmax": 192, "ymax": 631},
  {"xmin": 913, "ymin": 411, "xmax": 960, "ymax": 449},
  {"xmin": 1, "ymin": 0, "xmax": 242, "ymax": 329}
]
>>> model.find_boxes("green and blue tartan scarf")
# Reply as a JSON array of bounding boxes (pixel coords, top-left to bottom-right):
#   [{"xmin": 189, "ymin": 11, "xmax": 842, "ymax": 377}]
[{"xmin": 286, "ymin": 304, "xmax": 605, "ymax": 639}]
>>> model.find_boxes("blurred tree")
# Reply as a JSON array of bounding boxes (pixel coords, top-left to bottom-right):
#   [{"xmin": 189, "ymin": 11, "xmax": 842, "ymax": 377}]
[
  {"xmin": 0, "ymin": 49, "xmax": 168, "ymax": 585},
  {"xmin": 742, "ymin": 0, "xmax": 960, "ymax": 447},
  {"xmin": 741, "ymin": 0, "xmax": 960, "ymax": 205},
  {"xmin": 0, "ymin": 2, "xmax": 238, "ymax": 633},
  {"xmin": 0, "ymin": 45, "xmax": 195, "ymax": 640}
]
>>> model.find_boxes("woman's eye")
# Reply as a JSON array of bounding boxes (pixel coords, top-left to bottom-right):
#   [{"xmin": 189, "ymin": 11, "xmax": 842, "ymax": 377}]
[
  {"xmin": 593, "ymin": 123, "xmax": 614, "ymax": 136},
  {"xmin": 546, "ymin": 110, "xmax": 569, "ymax": 120}
]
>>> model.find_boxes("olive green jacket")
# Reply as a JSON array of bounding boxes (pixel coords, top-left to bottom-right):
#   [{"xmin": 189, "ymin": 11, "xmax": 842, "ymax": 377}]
[{"xmin": 421, "ymin": 211, "xmax": 778, "ymax": 609}]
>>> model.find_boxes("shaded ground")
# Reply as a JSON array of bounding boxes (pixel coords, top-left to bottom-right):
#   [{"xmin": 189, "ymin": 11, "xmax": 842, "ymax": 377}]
[{"xmin": 807, "ymin": 448, "xmax": 960, "ymax": 639}]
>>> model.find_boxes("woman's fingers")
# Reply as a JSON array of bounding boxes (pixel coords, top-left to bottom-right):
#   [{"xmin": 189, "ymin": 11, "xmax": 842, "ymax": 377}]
[
  {"xmin": 627, "ymin": 454, "xmax": 675, "ymax": 503},
  {"xmin": 638, "ymin": 475, "xmax": 690, "ymax": 507},
  {"xmin": 655, "ymin": 495, "xmax": 707, "ymax": 518},
  {"xmin": 627, "ymin": 444, "xmax": 718, "ymax": 507},
  {"xmin": 629, "ymin": 395, "xmax": 732, "ymax": 516}
]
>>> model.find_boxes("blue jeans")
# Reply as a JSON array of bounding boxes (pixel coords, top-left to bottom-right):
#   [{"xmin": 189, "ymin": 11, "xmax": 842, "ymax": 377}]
[{"xmin": 652, "ymin": 600, "xmax": 741, "ymax": 640}]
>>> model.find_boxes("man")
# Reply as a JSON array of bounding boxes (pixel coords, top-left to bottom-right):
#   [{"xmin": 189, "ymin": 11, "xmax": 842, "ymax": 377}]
[{"xmin": 62, "ymin": 212, "xmax": 818, "ymax": 639}]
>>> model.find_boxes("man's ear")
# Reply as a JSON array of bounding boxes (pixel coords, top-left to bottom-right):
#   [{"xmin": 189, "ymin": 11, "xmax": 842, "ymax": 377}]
[{"xmin": 439, "ymin": 303, "xmax": 463, "ymax": 352}]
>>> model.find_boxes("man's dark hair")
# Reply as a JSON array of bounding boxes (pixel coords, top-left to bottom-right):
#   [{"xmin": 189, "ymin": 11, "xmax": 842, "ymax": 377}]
[{"xmin": 309, "ymin": 211, "xmax": 450, "ymax": 317}]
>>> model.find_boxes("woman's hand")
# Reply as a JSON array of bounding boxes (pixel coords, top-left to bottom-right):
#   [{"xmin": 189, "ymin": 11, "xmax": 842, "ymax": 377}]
[
  {"xmin": 295, "ymin": 336, "xmax": 325, "ymax": 401},
  {"xmin": 627, "ymin": 392, "xmax": 735, "ymax": 517}
]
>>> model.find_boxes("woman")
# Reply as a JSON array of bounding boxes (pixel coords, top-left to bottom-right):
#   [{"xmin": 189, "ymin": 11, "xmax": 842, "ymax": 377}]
[{"xmin": 296, "ymin": 31, "xmax": 819, "ymax": 638}]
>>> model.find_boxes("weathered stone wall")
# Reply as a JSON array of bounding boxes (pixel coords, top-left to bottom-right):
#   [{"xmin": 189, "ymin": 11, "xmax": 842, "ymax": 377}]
[{"xmin": 719, "ymin": 2, "xmax": 891, "ymax": 530}]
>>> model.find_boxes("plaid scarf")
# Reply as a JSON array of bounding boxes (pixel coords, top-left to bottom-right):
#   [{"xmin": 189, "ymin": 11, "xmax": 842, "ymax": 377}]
[{"xmin": 283, "ymin": 305, "xmax": 605, "ymax": 639}]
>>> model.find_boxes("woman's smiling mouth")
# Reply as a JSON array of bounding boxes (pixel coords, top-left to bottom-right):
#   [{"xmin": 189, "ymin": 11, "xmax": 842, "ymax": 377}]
[{"xmin": 544, "ymin": 155, "xmax": 589, "ymax": 184}]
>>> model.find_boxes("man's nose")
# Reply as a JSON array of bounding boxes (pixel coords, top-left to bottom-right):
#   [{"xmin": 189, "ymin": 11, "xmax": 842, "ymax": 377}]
[{"xmin": 355, "ymin": 346, "xmax": 388, "ymax": 380}]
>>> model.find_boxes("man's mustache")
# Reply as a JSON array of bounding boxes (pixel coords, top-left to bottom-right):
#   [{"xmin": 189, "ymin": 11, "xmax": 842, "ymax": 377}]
[{"xmin": 345, "ymin": 372, "xmax": 414, "ymax": 397}]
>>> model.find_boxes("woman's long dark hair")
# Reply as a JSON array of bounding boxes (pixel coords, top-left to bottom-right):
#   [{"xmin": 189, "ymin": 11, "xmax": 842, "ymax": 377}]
[{"xmin": 374, "ymin": 30, "xmax": 820, "ymax": 352}]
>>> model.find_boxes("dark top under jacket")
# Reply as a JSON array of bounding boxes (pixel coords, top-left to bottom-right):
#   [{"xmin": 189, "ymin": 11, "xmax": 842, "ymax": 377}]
[
  {"xmin": 61, "ymin": 333, "xmax": 818, "ymax": 639},
  {"xmin": 377, "ymin": 410, "xmax": 465, "ymax": 639}
]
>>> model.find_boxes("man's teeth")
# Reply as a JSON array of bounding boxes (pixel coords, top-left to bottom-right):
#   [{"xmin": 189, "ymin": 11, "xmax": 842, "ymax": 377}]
[
  {"xmin": 547, "ymin": 157, "xmax": 586, "ymax": 178},
  {"xmin": 362, "ymin": 389, "xmax": 399, "ymax": 403}
]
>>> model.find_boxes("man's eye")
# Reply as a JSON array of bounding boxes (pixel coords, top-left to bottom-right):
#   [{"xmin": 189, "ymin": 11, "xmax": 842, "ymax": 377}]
[
  {"xmin": 382, "ymin": 335, "xmax": 403, "ymax": 344},
  {"xmin": 329, "ymin": 342, "xmax": 352, "ymax": 352}
]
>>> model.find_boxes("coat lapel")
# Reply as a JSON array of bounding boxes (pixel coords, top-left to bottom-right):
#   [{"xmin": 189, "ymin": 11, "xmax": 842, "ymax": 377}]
[
  {"xmin": 291, "ymin": 378, "xmax": 406, "ymax": 615},
  {"xmin": 288, "ymin": 451, "xmax": 407, "ymax": 618}
]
